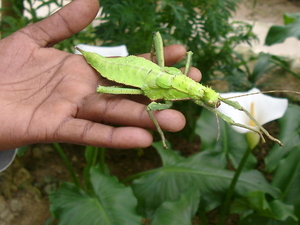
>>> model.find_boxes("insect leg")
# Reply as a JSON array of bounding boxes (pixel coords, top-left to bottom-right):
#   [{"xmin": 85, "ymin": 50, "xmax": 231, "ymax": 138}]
[
  {"xmin": 220, "ymin": 98, "xmax": 283, "ymax": 146},
  {"xmin": 152, "ymin": 32, "xmax": 188, "ymax": 76},
  {"xmin": 146, "ymin": 101, "xmax": 173, "ymax": 149},
  {"xmin": 184, "ymin": 51, "xmax": 193, "ymax": 76},
  {"xmin": 201, "ymin": 103, "xmax": 266, "ymax": 141},
  {"xmin": 97, "ymin": 85, "xmax": 144, "ymax": 95},
  {"xmin": 152, "ymin": 32, "xmax": 165, "ymax": 68}
]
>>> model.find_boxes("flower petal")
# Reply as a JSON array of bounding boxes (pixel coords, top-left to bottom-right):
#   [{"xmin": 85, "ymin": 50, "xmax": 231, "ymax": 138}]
[{"xmin": 217, "ymin": 88, "xmax": 288, "ymax": 133}]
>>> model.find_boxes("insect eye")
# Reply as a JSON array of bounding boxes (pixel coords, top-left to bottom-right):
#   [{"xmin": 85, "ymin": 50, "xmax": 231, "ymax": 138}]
[{"xmin": 216, "ymin": 101, "xmax": 221, "ymax": 108}]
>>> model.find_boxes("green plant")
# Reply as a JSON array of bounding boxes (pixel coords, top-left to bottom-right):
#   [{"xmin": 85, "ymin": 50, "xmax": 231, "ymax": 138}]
[
  {"xmin": 0, "ymin": 0, "xmax": 98, "ymax": 52},
  {"xmin": 96, "ymin": 0, "xmax": 257, "ymax": 88},
  {"xmin": 95, "ymin": 0, "xmax": 299, "ymax": 141},
  {"xmin": 1, "ymin": 0, "xmax": 57, "ymax": 37},
  {"xmin": 48, "ymin": 104, "xmax": 300, "ymax": 224},
  {"xmin": 262, "ymin": 12, "xmax": 300, "ymax": 80},
  {"xmin": 265, "ymin": 13, "xmax": 300, "ymax": 46}
]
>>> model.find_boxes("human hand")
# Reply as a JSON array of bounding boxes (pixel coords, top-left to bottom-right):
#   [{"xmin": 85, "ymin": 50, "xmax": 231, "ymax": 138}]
[{"xmin": 0, "ymin": 0, "xmax": 201, "ymax": 150}]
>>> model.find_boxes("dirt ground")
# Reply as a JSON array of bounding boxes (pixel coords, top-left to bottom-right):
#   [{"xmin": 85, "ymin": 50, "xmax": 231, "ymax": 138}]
[
  {"xmin": 235, "ymin": 0, "xmax": 300, "ymax": 24},
  {"xmin": 1, "ymin": 0, "xmax": 300, "ymax": 225}
]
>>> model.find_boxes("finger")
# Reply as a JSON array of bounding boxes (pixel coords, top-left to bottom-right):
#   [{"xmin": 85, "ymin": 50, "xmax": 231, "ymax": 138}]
[
  {"xmin": 180, "ymin": 67, "xmax": 202, "ymax": 82},
  {"xmin": 163, "ymin": 44, "xmax": 187, "ymax": 66},
  {"xmin": 24, "ymin": 0, "xmax": 99, "ymax": 47},
  {"xmin": 77, "ymin": 95, "xmax": 186, "ymax": 132},
  {"xmin": 54, "ymin": 119, "xmax": 154, "ymax": 149}
]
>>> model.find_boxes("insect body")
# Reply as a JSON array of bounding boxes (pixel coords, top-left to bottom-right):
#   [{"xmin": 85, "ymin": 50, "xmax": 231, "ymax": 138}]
[
  {"xmin": 76, "ymin": 47, "xmax": 219, "ymax": 106},
  {"xmin": 76, "ymin": 32, "xmax": 283, "ymax": 149}
]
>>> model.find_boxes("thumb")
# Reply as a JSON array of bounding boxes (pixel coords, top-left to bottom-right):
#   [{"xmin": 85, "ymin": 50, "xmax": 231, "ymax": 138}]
[{"xmin": 24, "ymin": 0, "xmax": 99, "ymax": 47}]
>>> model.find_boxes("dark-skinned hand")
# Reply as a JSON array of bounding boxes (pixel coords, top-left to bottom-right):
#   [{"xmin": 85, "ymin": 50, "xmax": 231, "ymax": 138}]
[{"xmin": 0, "ymin": 0, "xmax": 201, "ymax": 151}]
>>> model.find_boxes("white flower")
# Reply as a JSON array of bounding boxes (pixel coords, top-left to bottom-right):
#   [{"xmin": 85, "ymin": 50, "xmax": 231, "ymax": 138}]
[{"xmin": 217, "ymin": 88, "xmax": 288, "ymax": 134}]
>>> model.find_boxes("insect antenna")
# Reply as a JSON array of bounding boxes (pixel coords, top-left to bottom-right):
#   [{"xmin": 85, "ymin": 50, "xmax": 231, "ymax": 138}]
[
  {"xmin": 215, "ymin": 112, "xmax": 221, "ymax": 141},
  {"xmin": 223, "ymin": 90, "xmax": 300, "ymax": 100},
  {"xmin": 202, "ymin": 101, "xmax": 222, "ymax": 141}
]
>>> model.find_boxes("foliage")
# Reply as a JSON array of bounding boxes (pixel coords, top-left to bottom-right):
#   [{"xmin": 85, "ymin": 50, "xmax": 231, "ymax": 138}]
[
  {"xmin": 265, "ymin": 104, "xmax": 300, "ymax": 173},
  {"xmin": 263, "ymin": 12, "xmax": 300, "ymax": 79},
  {"xmin": 95, "ymin": 0, "xmax": 297, "ymax": 141},
  {"xmin": 96, "ymin": 0, "xmax": 257, "ymax": 89},
  {"xmin": 265, "ymin": 13, "xmax": 300, "ymax": 46},
  {"xmin": 49, "ymin": 104, "xmax": 300, "ymax": 224},
  {"xmin": 50, "ymin": 167, "xmax": 142, "ymax": 225},
  {"xmin": 0, "ymin": 0, "xmax": 98, "ymax": 52},
  {"xmin": 195, "ymin": 107, "xmax": 256, "ymax": 170},
  {"xmin": 47, "ymin": 104, "xmax": 300, "ymax": 224},
  {"xmin": 2, "ymin": 0, "xmax": 296, "ymax": 88}
]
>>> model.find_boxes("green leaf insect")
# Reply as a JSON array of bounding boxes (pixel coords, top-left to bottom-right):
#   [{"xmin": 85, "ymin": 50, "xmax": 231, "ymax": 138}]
[{"xmin": 75, "ymin": 32, "xmax": 283, "ymax": 149}]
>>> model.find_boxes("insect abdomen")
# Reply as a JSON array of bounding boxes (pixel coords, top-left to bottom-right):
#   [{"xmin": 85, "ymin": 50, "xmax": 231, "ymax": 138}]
[
  {"xmin": 143, "ymin": 73, "xmax": 201, "ymax": 101},
  {"xmin": 78, "ymin": 48, "xmax": 161, "ymax": 88}
]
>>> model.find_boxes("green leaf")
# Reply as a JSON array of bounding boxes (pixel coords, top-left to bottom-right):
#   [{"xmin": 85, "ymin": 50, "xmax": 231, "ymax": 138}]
[
  {"xmin": 269, "ymin": 200, "xmax": 298, "ymax": 222},
  {"xmin": 238, "ymin": 215, "xmax": 298, "ymax": 225},
  {"xmin": 250, "ymin": 53, "xmax": 291, "ymax": 83},
  {"xmin": 151, "ymin": 186, "xmax": 200, "ymax": 225},
  {"xmin": 271, "ymin": 148, "xmax": 300, "ymax": 216},
  {"xmin": 265, "ymin": 104, "xmax": 300, "ymax": 173},
  {"xmin": 195, "ymin": 108, "xmax": 256, "ymax": 170},
  {"xmin": 132, "ymin": 143, "xmax": 280, "ymax": 217},
  {"xmin": 50, "ymin": 167, "xmax": 141, "ymax": 225},
  {"xmin": 283, "ymin": 13, "xmax": 300, "ymax": 25},
  {"xmin": 152, "ymin": 141, "xmax": 186, "ymax": 166},
  {"xmin": 17, "ymin": 145, "xmax": 28, "ymax": 156},
  {"xmin": 265, "ymin": 16, "xmax": 300, "ymax": 46},
  {"xmin": 232, "ymin": 191, "xmax": 297, "ymax": 221}
]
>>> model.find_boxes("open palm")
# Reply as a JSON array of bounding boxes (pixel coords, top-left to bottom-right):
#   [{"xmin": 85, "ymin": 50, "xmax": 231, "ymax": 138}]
[{"xmin": 0, "ymin": 0, "xmax": 201, "ymax": 151}]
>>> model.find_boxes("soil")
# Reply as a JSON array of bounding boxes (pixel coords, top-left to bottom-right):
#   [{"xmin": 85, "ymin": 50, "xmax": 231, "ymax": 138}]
[
  {"xmin": 235, "ymin": 0, "xmax": 300, "ymax": 24},
  {"xmin": 1, "ymin": 0, "xmax": 300, "ymax": 225}
]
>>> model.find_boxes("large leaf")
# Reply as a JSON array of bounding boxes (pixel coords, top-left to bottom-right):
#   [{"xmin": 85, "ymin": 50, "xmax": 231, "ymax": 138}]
[
  {"xmin": 195, "ymin": 108, "xmax": 256, "ymax": 170},
  {"xmin": 151, "ymin": 186, "xmax": 200, "ymax": 225},
  {"xmin": 238, "ymin": 216, "xmax": 298, "ymax": 225},
  {"xmin": 250, "ymin": 53, "xmax": 293, "ymax": 83},
  {"xmin": 283, "ymin": 13, "xmax": 300, "ymax": 25},
  {"xmin": 132, "ymin": 142, "xmax": 280, "ymax": 218},
  {"xmin": 265, "ymin": 104, "xmax": 300, "ymax": 173},
  {"xmin": 250, "ymin": 53, "xmax": 277, "ymax": 83},
  {"xmin": 50, "ymin": 167, "xmax": 142, "ymax": 225},
  {"xmin": 231, "ymin": 191, "xmax": 297, "ymax": 222},
  {"xmin": 265, "ymin": 13, "xmax": 300, "ymax": 46},
  {"xmin": 271, "ymin": 148, "xmax": 300, "ymax": 216}
]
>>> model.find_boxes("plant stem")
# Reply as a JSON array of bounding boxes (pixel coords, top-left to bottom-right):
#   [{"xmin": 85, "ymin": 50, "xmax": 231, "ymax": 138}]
[
  {"xmin": 218, "ymin": 146, "xmax": 252, "ymax": 225},
  {"xmin": 84, "ymin": 146, "xmax": 98, "ymax": 194},
  {"xmin": 53, "ymin": 143, "xmax": 81, "ymax": 188}
]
